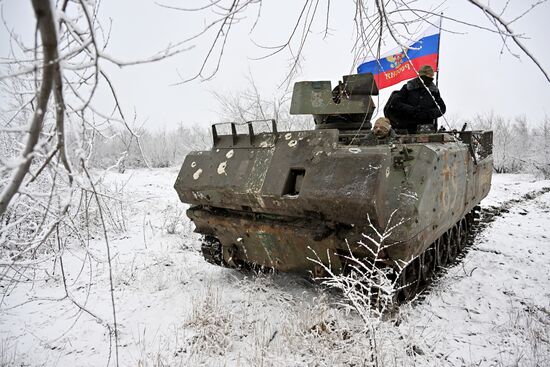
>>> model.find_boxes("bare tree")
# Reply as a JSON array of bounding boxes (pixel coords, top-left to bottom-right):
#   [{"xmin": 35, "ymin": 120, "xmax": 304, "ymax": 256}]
[
  {"xmin": 0, "ymin": 0, "xmax": 192, "ymax": 364},
  {"xmin": 537, "ymin": 116, "xmax": 550, "ymax": 178},
  {"xmin": 154, "ymin": 0, "xmax": 549, "ymax": 86},
  {"xmin": 213, "ymin": 74, "xmax": 313, "ymax": 132}
]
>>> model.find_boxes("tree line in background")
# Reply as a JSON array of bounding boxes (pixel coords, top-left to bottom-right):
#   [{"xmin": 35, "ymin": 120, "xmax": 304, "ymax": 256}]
[
  {"xmin": 467, "ymin": 113, "xmax": 550, "ymax": 178},
  {"xmin": 90, "ymin": 107, "xmax": 550, "ymax": 180},
  {"xmin": 90, "ymin": 83, "xmax": 313, "ymax": 170}
]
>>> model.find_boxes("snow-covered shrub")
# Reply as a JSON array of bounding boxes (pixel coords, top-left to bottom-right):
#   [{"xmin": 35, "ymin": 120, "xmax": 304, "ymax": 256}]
[
  {"xmin": 186, "ymin": 285, "xmax": 234, "ymax": 357},
  {"xmin": 161, "ymin": 204, "xmax": 187, "ymax": 235},
  {"xmin": 309, "ymin": 212, "xmax": 407, "ymax": 315},
  {"xmin": 0, "ymin": 156, "xmax": 76, "ymax": 263},
  {"xmin": 0, "ymin": 338, "xmax": 20, "ymax": 367},
  {"xmin": 72, "ymin": 180, "xmax": 130, "ymax": 237},
  {"xmin": 305, "ymin": 212, "xmax": 420, "ymax": 364},
  {"xmin": 497, "ymin": 300, "xmax": 550, "ymax": 366}
]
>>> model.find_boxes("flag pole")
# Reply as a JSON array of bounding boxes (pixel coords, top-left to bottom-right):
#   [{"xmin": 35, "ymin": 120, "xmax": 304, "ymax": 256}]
[
  {"xmin": 433, "ymin": 13, "xmax": 443, "ymax": 131},
  {"xmin": 436, "ymin": 12, "xmax": 443, "ymax": 87}
]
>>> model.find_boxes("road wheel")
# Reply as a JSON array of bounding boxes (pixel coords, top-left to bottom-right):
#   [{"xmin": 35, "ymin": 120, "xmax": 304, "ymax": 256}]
[
  {"xmin": 420, "ymin": 247, "xmax": 435, "ymax": 283},
  {"xmin": 396, "ymin": 258, "xmax": 420, "ymax": 303},
  {"xmin": 448, "ymin": 226, "xmax": 459, "ymax": 260},
  {"xmin": 459, "ymin": 218, "xmax": 469, "ymax": 250},
  {"xmin": 201, "ymin": 235, "xmax": 224, "ymax": 266},
  {"xmin": 435, "ymin": 237, "xmax": 448, "ymax": 268}
]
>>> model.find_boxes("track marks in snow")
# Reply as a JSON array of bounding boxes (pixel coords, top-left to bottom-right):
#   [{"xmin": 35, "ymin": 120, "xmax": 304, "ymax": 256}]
[{"xmin": 409, "ymin": 190, "xmax": 550, "ymax": 366}]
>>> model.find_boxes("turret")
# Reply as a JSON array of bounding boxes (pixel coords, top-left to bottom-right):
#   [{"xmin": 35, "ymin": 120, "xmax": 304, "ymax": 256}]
[{"xmin": 290, "ymin": 73, "xmax": 379, "ymax": 131}]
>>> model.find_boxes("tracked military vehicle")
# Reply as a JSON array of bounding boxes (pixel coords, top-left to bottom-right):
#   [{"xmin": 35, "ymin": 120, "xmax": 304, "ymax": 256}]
[{"xmin": 174, "ymin": 73, "xmax": 493, "ymax": 300}]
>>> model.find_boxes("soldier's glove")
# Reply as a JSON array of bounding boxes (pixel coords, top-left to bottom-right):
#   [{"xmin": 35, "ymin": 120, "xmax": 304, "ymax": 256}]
[
  {"xmin": 428, "ymin": 108, "xmax": 442, "ymax": 119},
  {"xmin": 413, "ymin": 108, "xmax": 430, "ymax": 120}
]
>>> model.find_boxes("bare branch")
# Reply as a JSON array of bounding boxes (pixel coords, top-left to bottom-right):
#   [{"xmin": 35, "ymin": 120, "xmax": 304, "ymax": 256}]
[
  {"xmin": 466, "ymin": 0, "xmax": 550, "ymax": 83},
  {"xmin": 0, "ymin": 0, "xmax": 58, "ymax": 216}
]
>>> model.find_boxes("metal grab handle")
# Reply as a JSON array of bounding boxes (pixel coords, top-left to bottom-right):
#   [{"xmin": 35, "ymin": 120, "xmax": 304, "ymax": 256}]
[{"xmin": 211, "ymin": 119, "xmax": 278, "ymax": 146}]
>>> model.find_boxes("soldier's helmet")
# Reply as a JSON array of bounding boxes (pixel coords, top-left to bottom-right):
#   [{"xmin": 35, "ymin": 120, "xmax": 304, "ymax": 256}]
[{"xmin": 418, "ymin": 65, "xmax": 435, "ymax": 78}]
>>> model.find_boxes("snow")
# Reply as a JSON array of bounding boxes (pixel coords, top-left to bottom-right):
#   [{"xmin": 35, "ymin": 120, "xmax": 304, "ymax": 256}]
[
  {"xmin": 404, "ymin": 190, "xmax": 550, "ymax": 365},
  {"xmin": 1, "ymin": 168, "xmax": 549, "ymax": 366}
]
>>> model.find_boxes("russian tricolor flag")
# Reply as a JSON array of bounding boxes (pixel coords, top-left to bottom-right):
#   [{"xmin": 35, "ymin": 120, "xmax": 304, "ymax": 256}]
[{"xmin": 357, "ymin": 25, "xmax": 440, "ymax": 89}]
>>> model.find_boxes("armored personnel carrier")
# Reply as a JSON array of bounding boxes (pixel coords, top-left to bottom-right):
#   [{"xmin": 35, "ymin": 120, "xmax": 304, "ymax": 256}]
[{"xmin": 174, "ymin": 73, "xmax": 493, "ymax": 300}]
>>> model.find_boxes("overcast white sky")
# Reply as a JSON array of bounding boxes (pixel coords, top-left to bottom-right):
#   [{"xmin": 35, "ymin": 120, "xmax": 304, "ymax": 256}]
[{"xmin": 1, "ymin": 0, "xmax": 549, "ymax": 131}]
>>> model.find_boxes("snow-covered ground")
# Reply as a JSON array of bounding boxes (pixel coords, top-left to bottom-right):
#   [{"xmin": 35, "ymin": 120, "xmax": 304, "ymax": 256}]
[{"xmin": 1, "ymin": 169, "xmax": 549, "ymax": 366}]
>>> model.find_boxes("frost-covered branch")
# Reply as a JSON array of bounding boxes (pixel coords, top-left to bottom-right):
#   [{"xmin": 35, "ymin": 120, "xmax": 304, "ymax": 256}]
[
  {"xmin": 0, "ymin": 0, "xmax": 59, "ymax": 216},
  {"xmin": 466, "ymin": 0, "xmax": 550, "ymax": 83}
]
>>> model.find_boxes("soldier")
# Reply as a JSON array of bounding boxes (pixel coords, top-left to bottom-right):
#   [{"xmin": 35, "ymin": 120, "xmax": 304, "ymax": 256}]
[
  {"xmin": 384, "ymin": 65, "xmax": 446, "ymax": 133},
  {"xmin": 357, "ymin": 117, "xmax": 394, "ymax": 145},
  {"xmin": 372, "ymin": 117, "xmax": 393, "ymax": 138}
]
